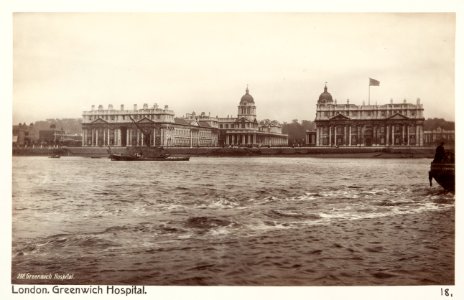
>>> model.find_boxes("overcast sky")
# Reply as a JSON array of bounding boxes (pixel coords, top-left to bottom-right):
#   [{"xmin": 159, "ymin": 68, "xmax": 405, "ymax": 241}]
[{"xmin": 13, "ymin": 13, "xmax": 455, "ymax": 124}]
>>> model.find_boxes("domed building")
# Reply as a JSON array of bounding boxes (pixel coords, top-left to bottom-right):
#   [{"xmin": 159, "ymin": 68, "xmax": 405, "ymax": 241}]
[
  {"xmin": 317, "ymin": 84, "xmax": 334, "ymax": 105},
  {"xmin": 238, "ymin": 86, "xmax": 257, "ymax": 122},
  {"xmin": 217, "ymin": 86, "xmax": 288, "ymax": 146},
  {"xmin": 308, "ymin": 83, "xmax": 425, "ymax": 147}
]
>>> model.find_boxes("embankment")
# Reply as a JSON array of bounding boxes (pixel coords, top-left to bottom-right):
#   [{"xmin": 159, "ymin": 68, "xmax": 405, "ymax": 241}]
[{"xmin": 12, "ymin": 146, "xmax": 436, "ymax": 158}]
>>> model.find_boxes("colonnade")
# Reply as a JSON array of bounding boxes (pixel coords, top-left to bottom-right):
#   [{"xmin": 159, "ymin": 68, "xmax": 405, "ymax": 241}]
[
  {"xmin": 83, "ymin": 127, "xmax": 219, "ymax": 147},
  {"xmin": 315, "ymin": 123, "xmax": 424, "ymax": 147},
  {"xmin": 224, "ymin": 133, "xmax": 287, "ymax": 146},
  {"xmin": 83, "ymin": 127, "xmax": 156, "ymax": 147}
]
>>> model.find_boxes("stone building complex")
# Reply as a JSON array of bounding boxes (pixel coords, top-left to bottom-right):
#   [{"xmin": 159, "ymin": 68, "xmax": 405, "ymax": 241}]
[
  {"xmin": 82, "ymin": 103, "xmax": 218, "ymax": 147},
  {"xmin": 309, "ymin": 84, "xmax": 425, "ymax": 147},
  {"xmin": 216, "ymin": 87, "xmax": 288, "ymax": 146},
  {"xmin": 81, "ymin": 87, "xmax": 288, "ymax": 147}
]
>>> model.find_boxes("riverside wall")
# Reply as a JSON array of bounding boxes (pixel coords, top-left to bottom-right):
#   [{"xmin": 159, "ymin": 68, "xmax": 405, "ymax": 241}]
[{"xmin": 12, "ymin": 146, "xmax": 436, "ymax": 158}]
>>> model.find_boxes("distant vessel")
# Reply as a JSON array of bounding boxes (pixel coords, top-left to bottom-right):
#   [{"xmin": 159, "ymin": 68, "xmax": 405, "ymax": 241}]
[
  {"xmin": 48, "ymin": 154, "xmax": 61, "ymax": 158},
  {"xmin": 429, "ymin": 151, "xmax": 454, "ymax": 192}
]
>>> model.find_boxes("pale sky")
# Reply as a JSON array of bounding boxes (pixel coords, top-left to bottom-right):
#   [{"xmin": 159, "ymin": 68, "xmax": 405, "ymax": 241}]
[{"xmin": 13, "ymin": 13, "xmax": 455, "ymax": 124}]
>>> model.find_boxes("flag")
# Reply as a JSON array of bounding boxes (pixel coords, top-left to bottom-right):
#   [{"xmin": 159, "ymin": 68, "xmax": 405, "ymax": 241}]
[{"xmin": 369, "ymin": 78, "xmax": 380, "ymax": 86}]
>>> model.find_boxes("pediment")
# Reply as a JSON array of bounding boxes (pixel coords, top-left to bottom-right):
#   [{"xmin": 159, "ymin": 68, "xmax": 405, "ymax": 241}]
[
  {"xmin": 137, "ymin": 117, "xmax": 154, "ymax": 124},
  {"xmin": 91, "ymin": 118, "xmax": 108, "ymax": 124},
  {"xmin": 189, "ymin": 120, "xmax": 199, "ymax": 126},
  {"xmin": 329, "ymin": 113, "xmax": 351, "ymax": 121},
  {"xmin": 387, "ymin": 113, "xmax": 409, "ymax": 120}
]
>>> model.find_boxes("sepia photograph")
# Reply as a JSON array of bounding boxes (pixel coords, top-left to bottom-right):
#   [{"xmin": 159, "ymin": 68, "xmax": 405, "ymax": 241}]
[{"xmin": 3, "ymin": 3, "xmax": 462, "ymax": 299}]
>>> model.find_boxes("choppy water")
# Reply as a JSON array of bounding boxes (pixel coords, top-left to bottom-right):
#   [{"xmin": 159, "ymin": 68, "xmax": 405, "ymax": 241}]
[{"xmin": 12, "ymin": 156, "xmax": 454, "ymax": 285}]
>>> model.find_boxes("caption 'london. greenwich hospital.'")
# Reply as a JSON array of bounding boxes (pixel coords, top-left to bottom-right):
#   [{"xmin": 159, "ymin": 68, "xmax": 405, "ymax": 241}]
[{"xmin": 80, "ymin": 80, "xmax": 427, "ymax": 149}]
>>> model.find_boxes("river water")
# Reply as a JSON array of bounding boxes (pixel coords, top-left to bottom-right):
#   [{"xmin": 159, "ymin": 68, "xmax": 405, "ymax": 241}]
[{"xmin": 12, "ymin": 156, "xmax": 454, "ymax": 285}]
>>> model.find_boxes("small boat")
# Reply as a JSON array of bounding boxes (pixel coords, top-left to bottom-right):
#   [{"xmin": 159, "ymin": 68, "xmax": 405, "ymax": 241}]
[
  {"xmin": 429, "ymin": 151, "xmax": 454, "ymax": 192},
  {"xmin": 109, "ymin": 153, "xmax": 190, "ymax": 161},
  {"xmin": 48, "ymin": 154, "xmax": 61, "ymax": 158}
]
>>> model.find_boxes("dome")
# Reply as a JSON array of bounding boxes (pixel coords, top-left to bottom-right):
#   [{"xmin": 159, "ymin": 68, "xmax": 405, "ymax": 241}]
[
  {"xmin": 318, "ymin": 84, "xmax": 333, "ymax": 104},
  {"xmin": 240, "ymin": 86, "xmax": 255, "ymax": 105}
]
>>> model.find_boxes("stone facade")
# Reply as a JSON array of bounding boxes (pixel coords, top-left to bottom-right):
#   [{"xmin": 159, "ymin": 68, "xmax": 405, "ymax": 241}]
[
  {"xmin": 314, "ymin": 85, "xmax": 425, "ymax": 147},
  {"xmin": 81, "ymin": 87, "xmax": 288, "ymax": 148},
  {"xmin": 81, "ymin": 104, "xmax": 219, "ymax": 147},
  {"xmin": 423, "ymin": 127, "xmax": 455, "ymax": 146},
  {"xmin": 217, "ymin": 87, "xmax": 288, "ymax": 147}
]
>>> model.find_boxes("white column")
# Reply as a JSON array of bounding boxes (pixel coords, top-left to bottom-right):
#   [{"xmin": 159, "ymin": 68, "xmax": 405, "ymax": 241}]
[
  {"xmin": 190, "ymin": 130, "xmax": 193, "ymax": 148},
  {"xmin": 329, "ymin": 126, "xmax": 332, "ymax": 146},
  {"xmin": 348, "ymin": 126, "xmax": 352, "ymax": 146},
  {"xmin": 141, "ymin": 131, "xmax": 144, "ymax": 146},
  {"xmin": 392, "ymin": 125, "xmax": 395, "ymax": 146},
  {"xmin": 419, "ymin": 125, "xmax": 423, "ymax": 146},
  {"xmin": 315, "ymin": 127, "xmax": 319, "ymax": 146},
  {"xmin": 95, "ymin": 128, "xmax": 98, "ymax": 146},
  {"xmin": 385, "ymin": 125, "xmax": 389, "ymax": 145},
  {"xmin": 334, "ymin": 126, "xmax": 338, "ymax": 146},
  {"xmin": 407, "ymin": 126, "xmax": 410, "ymax": 146}
]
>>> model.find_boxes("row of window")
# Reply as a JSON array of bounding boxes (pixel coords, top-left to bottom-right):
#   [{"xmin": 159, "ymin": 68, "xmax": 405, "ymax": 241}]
[
  {"xmin": 174, "ymin": 129, "xmax": 213, "ymax": 137},
  {"xmin": 86, "ymin": 114, "xmax": 171, "ymax": 121},
  {"xmin": 320, "ymin": 137, "xmax": 418, "ymax": 145},
  {"xmin": 219, "ymin": 123, "xmax": 257, "ymax": 129},
  {"xmin": 321, "ymin": 126, "xmax": 418, "ymax": 134},
  {"xmin": 321, "ymin": 110, "xmax": 419, "ymax": 118}
]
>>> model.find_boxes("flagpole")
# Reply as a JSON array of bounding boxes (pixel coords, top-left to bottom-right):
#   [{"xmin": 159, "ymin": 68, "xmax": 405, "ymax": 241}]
[{"xmin": 368, "ymin": 83, "xmax": 370, "ymax": 106}]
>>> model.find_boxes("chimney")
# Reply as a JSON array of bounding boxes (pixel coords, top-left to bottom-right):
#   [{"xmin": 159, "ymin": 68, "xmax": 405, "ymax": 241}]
[
  {"xmin": 91, "ymin": 105, "xmax": 95, "ymax": 111},
  {"xmin": 143, "ymin": 103, "xmax": 148, "ymax": 109},
  {"xmin": 134, "ymin": 104, "xmax": 138, "ymax": 111},
  {"xmin": 108, "ymin": 104, "xmax": 113, "ymax": 110},
  {"xmin": 120, "ymin": 104, "xmax": 124, "ymax": 111}
]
